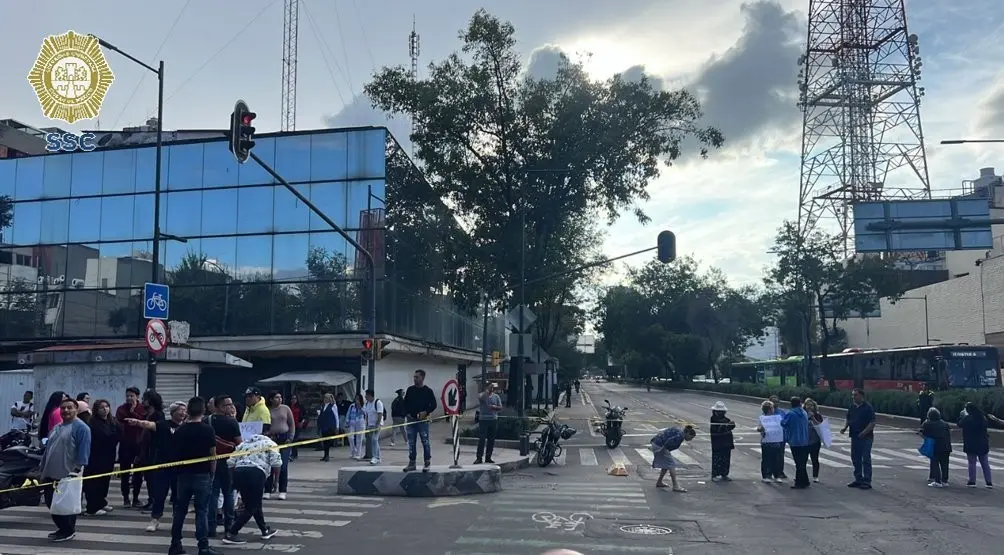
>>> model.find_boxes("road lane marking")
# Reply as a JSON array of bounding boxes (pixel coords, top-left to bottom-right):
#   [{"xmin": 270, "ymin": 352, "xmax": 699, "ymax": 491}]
[
  {"xmin": 635, "ymin": 447, "xmax": 654, "ymax": 465},
  {"xmin": 672, "ymin": 449, "xmax": 698, "ymax": 465},
  {"xmin": 579, "ymin": 447, "xmax": 599, "ymax": 465},
  {"xmin": 609, "ymin": 447, "xmax": 630, "ymax": 465}
]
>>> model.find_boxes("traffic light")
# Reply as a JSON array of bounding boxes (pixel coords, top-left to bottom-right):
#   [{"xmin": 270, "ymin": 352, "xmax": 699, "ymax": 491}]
[
  {"xmin": 657, "ymin": 230, "xmax": 676, "ymax": 263},
  {"xmin": 229, "ymin": 99, "xmax": 256, "ymax": 164},
  {"xmin": 361, "ymin": 339, "xmax": 374, "ymax": 361},
  {"xmin": 374, "ymin": 339, "xmax": 391, "ymax": 360},
  {"xmin": 491, "ymin": 350, "xmax": 501, "ymax": 368}
]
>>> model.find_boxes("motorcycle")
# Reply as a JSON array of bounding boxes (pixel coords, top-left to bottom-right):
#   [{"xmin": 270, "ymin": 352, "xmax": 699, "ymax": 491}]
[
  {"xmin": 0, "ymin": 444, "xmax": 44, "ymax": 511},
  {"xmin": 0, "ymin": 428, "xmax": 32, "ymax": 451},
  {"xmin": 534, "ymin": 417, "xmax": 577, "ymax": 468},
  {"xmin": 599, "ymin": 399, "xmax": 628, "ymax": 449}
]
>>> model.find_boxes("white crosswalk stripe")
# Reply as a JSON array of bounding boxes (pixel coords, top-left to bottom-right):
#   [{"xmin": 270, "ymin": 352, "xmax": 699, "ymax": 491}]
[{"xmin": 0, "ymin": 480, "xmax": 378, "ymax": 553}]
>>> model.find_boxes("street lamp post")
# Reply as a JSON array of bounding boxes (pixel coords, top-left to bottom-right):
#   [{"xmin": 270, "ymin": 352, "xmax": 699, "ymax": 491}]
[{"xmin": 91, "ymin": 36, "xmax": 165, "ymax": 390}]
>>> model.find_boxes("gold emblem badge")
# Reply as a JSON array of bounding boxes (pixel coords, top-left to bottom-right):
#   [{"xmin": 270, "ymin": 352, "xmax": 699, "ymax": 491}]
[{"xmin": 27, "ymin": 31, "xmax": 115, "ymax": 124}]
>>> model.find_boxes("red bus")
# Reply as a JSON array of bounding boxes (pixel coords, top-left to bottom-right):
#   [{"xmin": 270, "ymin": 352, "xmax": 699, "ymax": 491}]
[{"xmin": 815, "ymin": 344, "xmax": 1002, "ymax": 391}]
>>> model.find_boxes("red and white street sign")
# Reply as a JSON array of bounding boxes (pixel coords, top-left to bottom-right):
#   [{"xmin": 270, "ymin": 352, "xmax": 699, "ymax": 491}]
[
  {"xmin": 145, "ymin": 319, "xmax": 168, "ymax": 354},
  {"xmin": 441, "ymin": 378, "xmax": 461, "ymax": 416}
]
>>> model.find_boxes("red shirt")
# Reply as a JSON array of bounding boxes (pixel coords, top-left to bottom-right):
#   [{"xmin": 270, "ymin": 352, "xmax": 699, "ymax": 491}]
[
  {"xmin": 290, "ymin": 403, "xmax": 303, "ymax": 425},
  {"xmin": 115, "ymin": 402, "xmax": 147, "ymax": 445}
]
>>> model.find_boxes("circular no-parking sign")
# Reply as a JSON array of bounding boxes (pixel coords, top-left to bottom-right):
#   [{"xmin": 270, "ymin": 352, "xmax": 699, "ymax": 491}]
[
  {"xmin": 145, "ymin": 318, "xmax": 168, "ymax": 354},
  {"xmin": 441, "ymin": 379, "xmax": 461, "ymax": 415}
]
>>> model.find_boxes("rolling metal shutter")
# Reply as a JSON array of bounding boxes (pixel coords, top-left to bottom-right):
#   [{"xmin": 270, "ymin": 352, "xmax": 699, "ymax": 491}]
[{"xmin": 156, "ymin": 373, "xmax": 197, "ymax": 406}]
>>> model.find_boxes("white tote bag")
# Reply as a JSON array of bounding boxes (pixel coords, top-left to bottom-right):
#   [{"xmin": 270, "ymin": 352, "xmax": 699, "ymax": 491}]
[{"xmin": 50, "ymin": 476, "xmax": 83, "ymax": 516}]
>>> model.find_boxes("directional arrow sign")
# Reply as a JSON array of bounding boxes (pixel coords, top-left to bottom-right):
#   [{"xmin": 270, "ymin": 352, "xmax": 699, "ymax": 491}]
[{"xmin": 441, "ymin": 379, "xmax": 461, "ymax": 416}]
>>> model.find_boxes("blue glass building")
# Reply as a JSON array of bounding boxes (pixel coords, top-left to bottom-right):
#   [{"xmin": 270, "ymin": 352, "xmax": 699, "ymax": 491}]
[{"xmin": 0, "ymin": 127, "xmax": 502, "ymax": 359}]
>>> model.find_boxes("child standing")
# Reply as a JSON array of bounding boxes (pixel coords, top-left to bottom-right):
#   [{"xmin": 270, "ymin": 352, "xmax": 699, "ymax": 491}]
[{"xmin": 709, "ymin": 401, "xmax": 735, "ymax": 481}]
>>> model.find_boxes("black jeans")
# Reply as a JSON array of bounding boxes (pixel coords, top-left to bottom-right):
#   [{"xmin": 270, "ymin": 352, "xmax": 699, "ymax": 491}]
[
  {"xmin": 711, "ymin": 449, "xmax": 731, "ymax": 477},
  {"xmin": 208, "ymin": 464, "xmax": 234, "ymax": 533},
  {"xmin": 808, "ymin": 442, "xmax": 821, "ymax": 478},
  {"xmin": 231, "ymin": 467, "xmax": 269, "ymax": 535},
  {"xmin": 476, "ymin": 419, "xmax": 497, "ymax": 461},
  {"xmin": 118, "ymin": 444, "xmax": 144, "ymax": 502},
  {"xmin": 42, "ymin": 479, "xmax": 77, "ymax": 535},
  {"xmin": 760, "ymin": 443, "xmax": 785, "ymax": 479},
  {"xmin": 171, "ymin": 472, "xmax": 212, "ymax": 550},
  {"xmin": 790, "ymin": 445, "xmax": 811, "ymax": 487},
  {"xmin": 83, "ymin": 466, "xmax": 112, "ymax": 514},
  {"xmin": 930, "ymin": 452, "xmax": 950, "ymax": 483},
  {"xmin": 149, "ymin": 468, "xmax": 176, "ymax": 520}
]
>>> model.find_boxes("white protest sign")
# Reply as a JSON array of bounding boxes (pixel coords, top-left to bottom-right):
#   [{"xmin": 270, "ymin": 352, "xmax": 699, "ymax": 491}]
[
  {"xmin": 815, "ymin": 418, "xmax": 834, "ymax": 448},
  {"xmin": 239, "ymin": 421, "xmax": 263, "ymax": 441},
  {"xmin": 759, "ymin": 414, "xmax": 783, "ymax": 444}
]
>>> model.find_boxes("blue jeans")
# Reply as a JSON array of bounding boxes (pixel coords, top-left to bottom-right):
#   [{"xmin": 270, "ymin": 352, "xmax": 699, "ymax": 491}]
[
  {"xmin": 850, "ymin": 436, "xmax": 873, "ymax": 485},
  {"xmin": 406, "ymin": 419, "xmax": 431, "ymax": 464},
  {"xmin": 171, "ymin": 472, "xmax": 212, "ymax": 549},
  {"xmin": 264, "ymin": 433, "xmax": 290, "ymax": 493},
  {"xmin": 368, "ymin": 428, "xmax": 381, "ymax": 461},
  {"xmin": 207, "ymin": 465, "xmax": 233, "ymax": 534}
]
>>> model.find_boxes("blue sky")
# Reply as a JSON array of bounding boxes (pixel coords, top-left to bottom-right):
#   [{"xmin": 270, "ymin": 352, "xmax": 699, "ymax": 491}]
[{"xmin": 2, "ymin": 0, "xmax": 1004, "ymax": 286}]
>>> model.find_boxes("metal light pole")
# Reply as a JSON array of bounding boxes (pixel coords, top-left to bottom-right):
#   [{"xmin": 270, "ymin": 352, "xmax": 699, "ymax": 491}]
[
  {"xmin": 92, "ymin": 35, "xmax": 164, "ymax": 390},
  {"xmin": 941, "ymin": 139, "xmax": 1004, "ymax": 144}
]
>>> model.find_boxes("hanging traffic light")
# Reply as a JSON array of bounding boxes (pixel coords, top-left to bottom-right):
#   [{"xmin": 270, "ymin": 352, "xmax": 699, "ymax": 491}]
[
  {"xmin": 374, "ymin": 339, "xmax": 391, "ymax": 360},
  {"xmin": 361, "ymin": 339, "xmax": 374, "ymax": 361},
  {"xmin": 657, "ymin": 230, "xmax": 676, "ymax": 263},
  {"xmin": 491, "ymin": 350, "xmax": 501, "ymax": 368},
  {"xmin": 229, "ymin": 99, "xmax": 256, "ymax": 164}
]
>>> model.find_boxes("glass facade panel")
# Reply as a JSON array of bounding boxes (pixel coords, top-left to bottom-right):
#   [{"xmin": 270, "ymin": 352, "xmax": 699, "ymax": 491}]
[
  {"xmin": 43, "ymin": 155, "xmax": 72, "ymax": 198},
  {"xmin": 0, "ymin": 129, "xmax": 492, "ymax": 346}
]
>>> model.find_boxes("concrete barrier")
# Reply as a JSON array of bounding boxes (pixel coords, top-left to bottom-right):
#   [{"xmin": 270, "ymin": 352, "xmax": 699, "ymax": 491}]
[{"xmin": 337, "ymin": 464, "xmax": 503, "ymax": 497}]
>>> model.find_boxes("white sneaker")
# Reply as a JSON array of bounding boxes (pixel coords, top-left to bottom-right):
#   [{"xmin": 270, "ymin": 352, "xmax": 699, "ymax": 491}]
[
  {"xmin": 145, "ymin": 518, "xmax": 159, "ymax": 532},
  {"xmin": 927, "ymin": 481, "xmax": 943, "ymax": 488},
  {"xmin": 390, "ymin": 441, "xmax": 396, "ymax": 447},
  {"xmin": 369, "ymin": 458, "xmax": 381, "ymax": 465},
  {"xmin": 773, "ymin": 478, "xmax": 783, "ymax": 483},
  {"xmin": 277, "ymin": 492, "xmax": 286, "ymax": 500},
  {"xmin": 761, "ymin": 478, "xmax": 772, "ymax": 483},
  {"xmin": 813, "ymin": 478, "xmax": 820, "ymax": 483},
  {"xmin": 263, "ymin": 493, "xmax": 271, "ymax": 500}
]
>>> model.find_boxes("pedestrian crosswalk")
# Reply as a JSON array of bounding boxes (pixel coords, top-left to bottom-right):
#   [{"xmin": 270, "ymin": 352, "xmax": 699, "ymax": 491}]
[
  {"xmin": 447, "ymin": 479, "xmax": 670, "ymax": 554},
  {"xmin": 0, "ymin": 479, "xmax": 379, "ymax": 554},
  {"xmin": 550, "ymin": 443, "xmax": 1004, "ymax": 477}
]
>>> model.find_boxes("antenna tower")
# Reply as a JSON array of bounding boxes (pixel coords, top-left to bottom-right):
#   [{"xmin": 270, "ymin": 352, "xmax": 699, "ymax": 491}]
[
  {"xmin": 796, "ymin": 0, "xmax": 931, "ymax": 253},
  {"xmin": 280, "ymin": 0, "xmax": 300, "ymax": 132},
  {"xmin": 408, "ymin": 16, "xmax": 420, "ymax": 153}
]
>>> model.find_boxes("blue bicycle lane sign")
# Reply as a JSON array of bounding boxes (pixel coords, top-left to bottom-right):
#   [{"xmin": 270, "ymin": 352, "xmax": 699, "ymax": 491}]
[{"xmin": 143, "ymin": 282, "xmax": 170, "ymax": 320}]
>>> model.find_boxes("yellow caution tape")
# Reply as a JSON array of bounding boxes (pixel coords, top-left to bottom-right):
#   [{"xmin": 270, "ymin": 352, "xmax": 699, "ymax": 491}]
[{"xmin": 0, "ymin": 415, "xmax": 451, "ymax": 496}]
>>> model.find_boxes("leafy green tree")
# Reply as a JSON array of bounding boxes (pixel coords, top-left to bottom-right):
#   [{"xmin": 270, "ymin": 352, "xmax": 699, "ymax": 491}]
[
  {"xmin": 765, "ymin": 221, "xmax": 906, "ymax": 388},
  {"xmin": 364, "ymin": 9, "xmax": 723, "ymax": 373},
  {"xmin": 0, "ymin": 278, "xmax": 43, "ymax": 338},
  {"xmin": 298, "ymin": 247, "xmax": 359, "ymax": 332},
  {"xmin": 0, "ymin": 195, "xmax": 12, "ymax": 243}
]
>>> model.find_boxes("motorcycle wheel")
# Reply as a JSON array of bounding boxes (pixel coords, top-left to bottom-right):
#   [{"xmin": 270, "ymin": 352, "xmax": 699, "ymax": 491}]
[
  {"xmin": 537, "ymin": 443, "xmax": 555, "ymax": 467},
  {"xmin": 604, "ymin": 435, "xmax": 622, "ymax": 449}
]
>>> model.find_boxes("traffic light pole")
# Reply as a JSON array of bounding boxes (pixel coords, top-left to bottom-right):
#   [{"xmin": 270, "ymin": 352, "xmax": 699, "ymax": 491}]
[{"xmin": 248, "ymin": 152, "xmax": 378, "ymax": 391}]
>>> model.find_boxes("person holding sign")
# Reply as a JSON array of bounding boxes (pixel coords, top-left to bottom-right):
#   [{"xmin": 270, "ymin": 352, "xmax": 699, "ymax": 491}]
[
  {"xmin": 757, "ymin": 401, "xmax": 785, "ymax": 483},
  {"xmin": 804, "ymin": 398, "xmax": 826, "ymax": 483}
]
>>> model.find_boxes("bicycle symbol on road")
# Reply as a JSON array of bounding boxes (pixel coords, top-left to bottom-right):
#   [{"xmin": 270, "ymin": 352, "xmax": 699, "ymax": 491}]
[
  {"xmin": 146, "ymin": 292, "xmax": 167, "ymax": 311},
  {"xmin": 531, "ymin": 511, "xmax": 593, "ymax": 532},
  {"xmin": 620, "ymin": 523, "xmax": 673, "ymax": 535}
]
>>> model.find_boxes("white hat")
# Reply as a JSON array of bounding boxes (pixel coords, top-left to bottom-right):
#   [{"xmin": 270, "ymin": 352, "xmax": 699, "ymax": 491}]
[{"xmin": 711, "ymin": 401, "xmax": 728, "ymax": 412}]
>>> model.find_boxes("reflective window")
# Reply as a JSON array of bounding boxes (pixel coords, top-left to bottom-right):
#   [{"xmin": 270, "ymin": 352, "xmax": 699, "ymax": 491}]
[
  {"xmin": 100, "ymin": 196, "xmax": 136, "ymax": 241},
  {"xmin": 201, "ymin": 189, "xmax": 237, "ymax": 236},
  {"xmin": 309, "ymin": 231, "xmax": 354, "ymax": 270},
  {"xmin": 238, "ymin": 138, "xmax": 276, "ymax": 186},
  {"xmin": 272, "ymin": 184, "xmax": 310, "ymax": 233},
  {"xmin": 347, "ymin": 129, "xmax": 386, "ymax": 179},
  {"xmin": 200, "ymin": 236, "xmax": 237, "ymax": 271},
  {"xmin": 9, "ymin": 203, "xmax": 41, "ymax": 246},
  {"xmin": 15, "ymin": 157, "xmax": 43, "ymax": 200},
  {"xmin": 42, "ymin": 155, "xmax": 72, "ymax": 198},
  {"xmin": 167, "ymin": 143, "xmax": 204, "ymax": 190},
  {"xmin": 231, "ymin": 281, "xmax": 273, "ymax": 335},
  {"xmin": 308, "ymin": 182, "xmax": 348, "ymax": 231},
  {"xmin": 60, "ymin": 290, "xmax": 98, "ymax": 338},
  {"xmin": 272, "ymin": 282, "xmax": 299, "ymax": 333},
  {"xmin": 275, "ymin": 134, "xmax": 312, "ymax": 182},
  {"xmin": 102, "ymin": 149, "xmax": 137, "ymax": 195},
  {"xmin": 170, "ymin": 284, "xmax": 227, "ymax": 336},
  {"xmin": 132, "ymin": 194, "xmax": 155, "ymax": 241},
  {"xmin": 237, "ymin": 186, "xmax": 274, "ymax": 234},
  {"xmin": 347, "ymin": 180, "xmax": 383, "ymax": 227},
  {"xmin": 37, "ymin": 244, "xmax": 69, "ymax": 278},
  {"xmin": 310, "ymin": 133, "xmax": 348, "ymax": 181},
  {"xmin": 134, "ymin": 147, "xmax": 163, "ymax": 193},
  {"xmin": 164, "ymin": 191, "xmax": 203, "ymax": 237},
  {"xmin": 272, "ymin": 233, "xmax": 310, "ymax": 280},
  {"xmin": 0, "ymin": 160, "xmax": 14, "ymax": 197},
  {"xmin": 70, "ymin": 152, "xmax": 103, "ymax": 196},
  {"xmin": 236, "ymin": 235, "xmax": 273, "ymax": 278},
  {"xmin": 68, "ymin": 197, "xmax": 102, "ymax": 242},
  {"xmin": 84, "ymin": 242, "xmax": 153, "ymax": 290},
  {"xmin": 40, "ymin": 200, "xmax": 70, "ymax": 244},
  {"xmin": 163, "ymin": 238, "xmax": 201, "ymax": 274},
  {"xmin": 202, "ymin": 140, "xmax": 239, "ymax": 188}
]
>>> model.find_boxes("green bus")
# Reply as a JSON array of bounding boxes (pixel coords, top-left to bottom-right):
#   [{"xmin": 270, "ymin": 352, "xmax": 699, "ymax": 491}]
[{"xmin": 728, "ymin": 357, "xmax": 805, "ymax": 386}]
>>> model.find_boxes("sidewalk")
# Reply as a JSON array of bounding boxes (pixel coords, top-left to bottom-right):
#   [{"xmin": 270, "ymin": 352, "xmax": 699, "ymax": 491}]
[{"xmin": 552, "ymin": 389, "xmax": 604, "ymax": 435}]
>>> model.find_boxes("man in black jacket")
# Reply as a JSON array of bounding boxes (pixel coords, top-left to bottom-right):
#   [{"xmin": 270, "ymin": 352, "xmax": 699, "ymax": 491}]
[
  {"xmin": 403, "ymin": 370, "xmax": 437, "ymax": 472},
  {"xmin": 390, "ymin": 389, "xmax": 407, "ymax": 446}
]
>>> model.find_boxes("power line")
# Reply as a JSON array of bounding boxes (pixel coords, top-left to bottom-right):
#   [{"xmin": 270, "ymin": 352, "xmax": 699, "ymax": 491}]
[
  {"xmin": 165, "ymin": 0, "xmax": 280, "ymax": 102},
  {"xmin": 329, "ymin": 1, "xmax": 355, "ymax": 93},
  {"xmin": 300, "ymin": 1, "xmax": 349, "ymax": 106},
  {"xmin": 108, "ymin": 0, "xmax": 193, "ymax": 130},
  {"xmin": 349, "ymin": 0, "xmax": 376, "ymax": 71}
]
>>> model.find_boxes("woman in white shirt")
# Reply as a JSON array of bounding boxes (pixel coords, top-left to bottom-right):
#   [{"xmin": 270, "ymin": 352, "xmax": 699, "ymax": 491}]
[
  {"xmin": 346, "ymin": 394, "xmax": 366, "ymax": 460},
  {"xmin": 363, "ymin": 389, "xmax": 384, "ymax": 465}
]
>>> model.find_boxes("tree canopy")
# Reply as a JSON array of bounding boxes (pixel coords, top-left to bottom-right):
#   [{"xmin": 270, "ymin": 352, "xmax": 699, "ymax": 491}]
[
  {"xmin": 364, "ymin": 9, "xmax": 723, "ymax": 353},
  {"xmin": 596, "ymin": 258, "xmax": 766, "ymax": 381}
]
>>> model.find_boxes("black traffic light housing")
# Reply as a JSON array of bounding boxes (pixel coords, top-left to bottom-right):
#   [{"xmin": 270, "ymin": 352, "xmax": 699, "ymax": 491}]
[
  {"xmin": 361, "ymin": 339, "xmax": 374, "ymax": 361},
  {"xmin": 374, "ymin": 339, "xmax": 391, "ymax": 360},
  {"xmin": 229, "ymin": 99, "xmax": 256, "ymax": 164},
  {"xmin": 657, "ymin": 230, "xmax": 676, "ymax": 263}
]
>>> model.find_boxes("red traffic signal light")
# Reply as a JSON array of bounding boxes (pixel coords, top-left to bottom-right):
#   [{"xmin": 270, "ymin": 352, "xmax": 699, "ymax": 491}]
[
  {"xmin": 242, "ymin": 113, "xmax": 256, "ymax": 126},
  {"xmin": 228, "ymin": 100, "xmax": 256, "ymax": 164},
  {"xmin": 362, "ymin": 339, "xmax": 374, "ymax": 350}
]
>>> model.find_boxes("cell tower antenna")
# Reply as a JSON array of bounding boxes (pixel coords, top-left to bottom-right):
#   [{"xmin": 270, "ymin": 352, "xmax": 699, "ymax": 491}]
[
  {"xmin": 796, "ymin": 0, "xmax": 931, "ymax": 254},
  {"xmin": 281, "ymin": 0, "xmax": 300, "ymax": 132},
  {"xmin": 408, "ymin": 15, "xmax": 420, "ymax": 154}
]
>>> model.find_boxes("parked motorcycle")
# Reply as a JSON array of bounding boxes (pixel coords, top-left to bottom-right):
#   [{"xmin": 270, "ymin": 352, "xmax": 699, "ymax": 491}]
[
  {"xmin": 599, "ymin": 399, "xmax": 628, "ymax": 449},
  {"xmin": 0, "ymin": 428, "xmax": 32, "ymax": 451},
  {"xmin": 0, "ymin": 444, "xmax": 44, "ymax": 511},
  {"xmin": 534, "ymin": 417, "xmax": 577, "ymax": 467}
]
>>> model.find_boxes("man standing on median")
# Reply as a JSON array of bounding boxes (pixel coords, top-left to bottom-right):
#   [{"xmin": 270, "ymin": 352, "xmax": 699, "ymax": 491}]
[
  {"xmin": 841, "ymin": 388, "xmax": 876, "ymax": 490},
  {"xmin": 403, "ymin": 369, "xmax": 437, "ymax": 472},
  {"xmin": 474, "ymin": 382, "xmax": 503, "ymax": 464}
]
